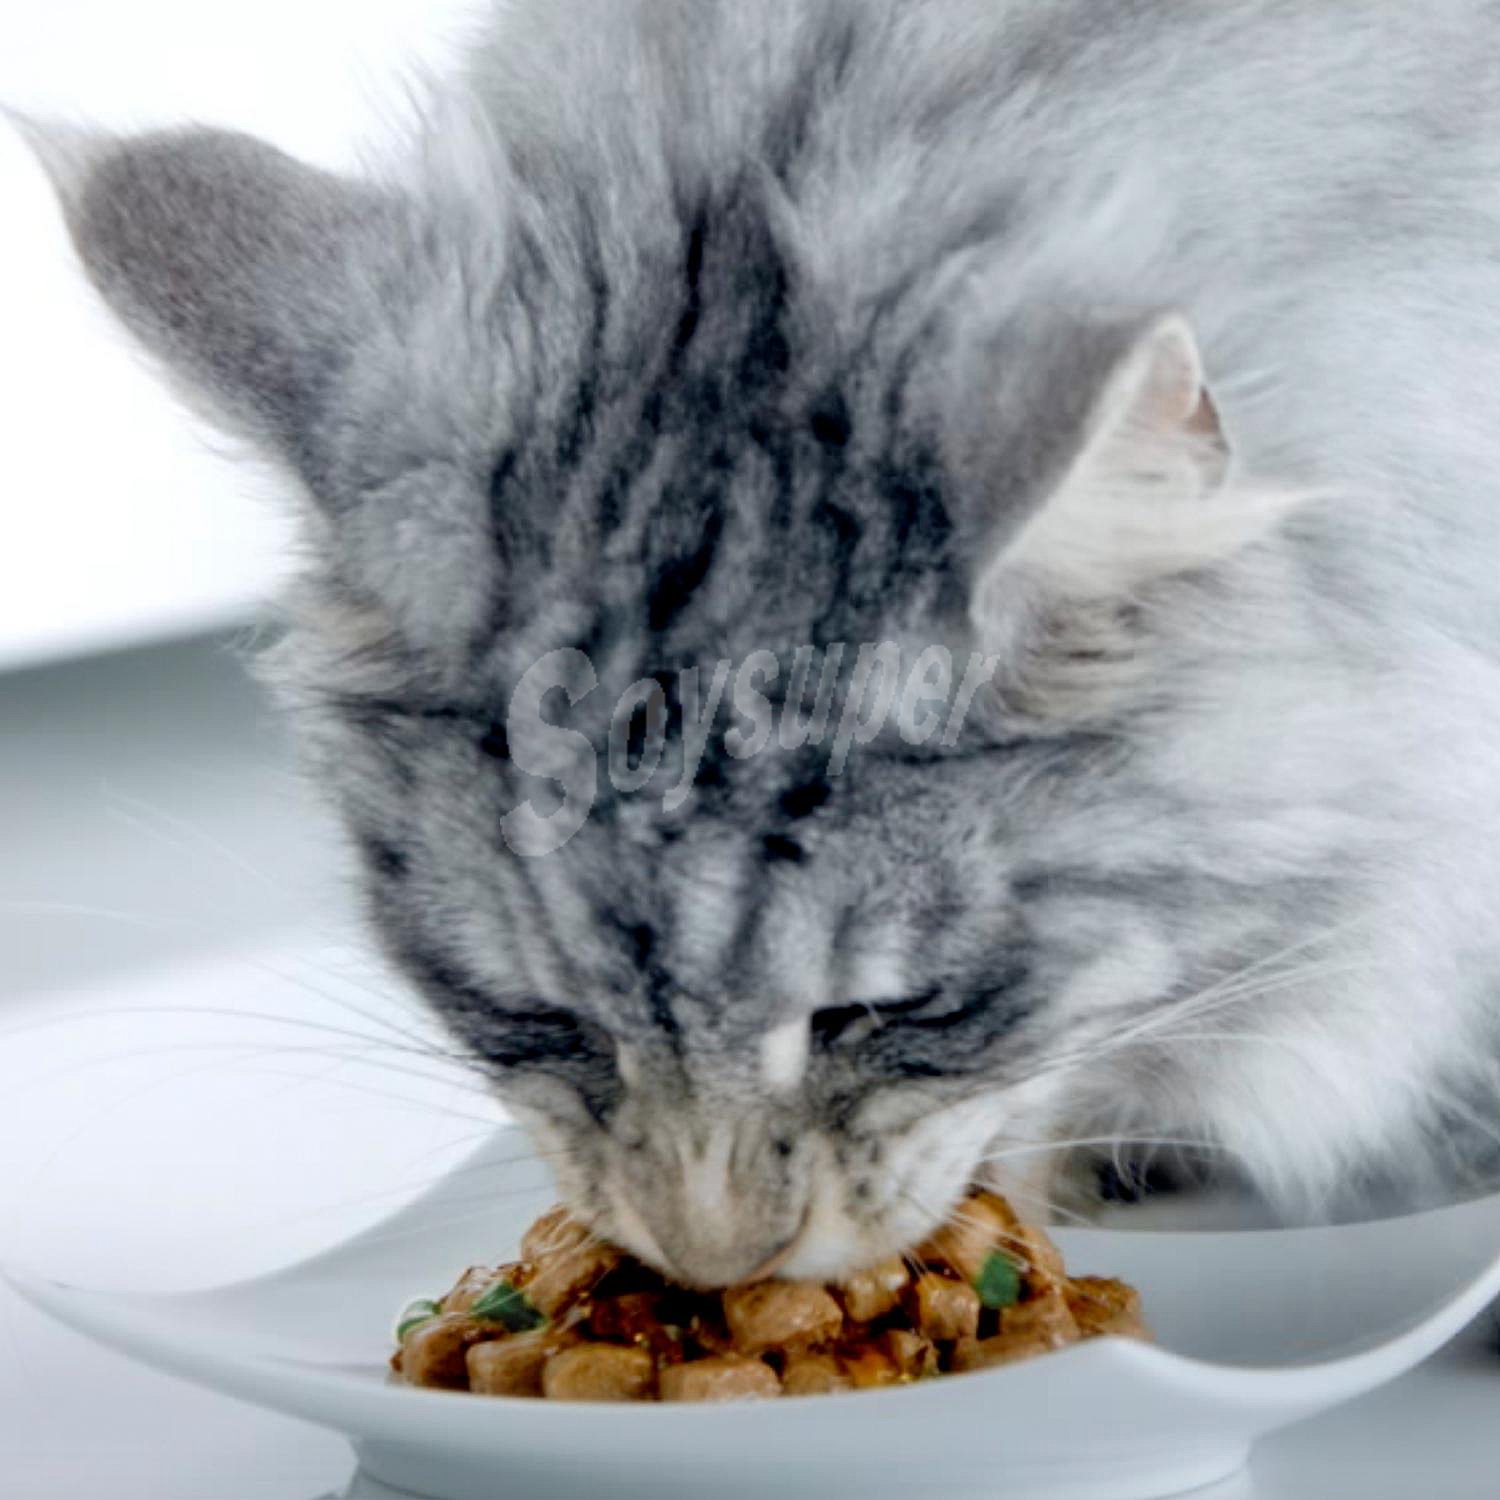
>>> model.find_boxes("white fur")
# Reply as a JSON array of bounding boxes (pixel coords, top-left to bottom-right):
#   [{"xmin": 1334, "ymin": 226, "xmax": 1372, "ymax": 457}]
[{"xmin": 760, "ymin": 1019, "xmax": 810, "ymax": 1092}]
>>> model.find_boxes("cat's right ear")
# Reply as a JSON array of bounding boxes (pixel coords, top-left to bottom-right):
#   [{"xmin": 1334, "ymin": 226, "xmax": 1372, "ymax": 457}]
[
  {"xmin": 950, "ymin": 307, "xmax": 1309, "ymax": 722},
  {"xmin": 11, "ymin": 115, "xmax": 400, "ymax": 487}
]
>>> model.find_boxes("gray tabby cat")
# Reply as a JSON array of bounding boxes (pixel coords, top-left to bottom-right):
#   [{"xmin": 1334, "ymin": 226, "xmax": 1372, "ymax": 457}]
[{"xmin": 23, "ymin": 0, "xmax": 1500, "ymax": 1284}]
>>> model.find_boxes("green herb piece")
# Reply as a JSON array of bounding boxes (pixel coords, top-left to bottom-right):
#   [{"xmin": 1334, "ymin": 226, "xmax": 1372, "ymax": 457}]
[
  {"xmin": 974, "ymin": 1251, "xmax": 1022, "ymax": 1310},
  {"xmin": 395, "ymin": 1299, "xmax": 442, "ymax": 1341},
  {"xmin": 470, "ymin": 1280, "xmax": 546, "ymax": 1333}
]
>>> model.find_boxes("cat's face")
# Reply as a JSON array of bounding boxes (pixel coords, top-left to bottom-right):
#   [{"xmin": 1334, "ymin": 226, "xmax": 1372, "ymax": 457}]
[
  {"xmin": 266, "ymin": 323, "xmax": 1241, "ymax": 1287},
  {"xmin": 298, "ymin": 597, "xmax": 1218, "ymax": 1284},
  {"xmin": 35, "ymin": 86, "xmax": 1298, "ymax": 1281},
  {"xmin": 313, "ymin": 627, "xmax": 1090, "ymax": 1286}
]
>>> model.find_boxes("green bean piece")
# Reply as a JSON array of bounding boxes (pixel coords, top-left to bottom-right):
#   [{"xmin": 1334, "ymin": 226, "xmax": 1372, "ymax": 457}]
[
  {"xmin": 974, "ymin": 1251, "xmax": 1023, "ymax": 1310},
  {"xmin": 395, "ymin": 1299, "xmax": 442, "ymax": 1341},
  {"xmin": 470, "ymin": 1280, "xmax": 547, "ymax": 1333}
]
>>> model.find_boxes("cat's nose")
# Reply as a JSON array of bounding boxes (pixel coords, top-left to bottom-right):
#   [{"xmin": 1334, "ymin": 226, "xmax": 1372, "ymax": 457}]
[
  {"xmin": 661, "ymin": 1230, "xmax": 801, "ymax": 1290},
  {"xmin": 659, "ymin": 1197, "xmax": 814, "ymax": 1288},
  {"xmin": 609, "ymin": 1113, "xmax": 816, "ymax": 1285},
  {"xmin": 606, "ymin": 1173, "xmax": 805, "ymax": 1287}
]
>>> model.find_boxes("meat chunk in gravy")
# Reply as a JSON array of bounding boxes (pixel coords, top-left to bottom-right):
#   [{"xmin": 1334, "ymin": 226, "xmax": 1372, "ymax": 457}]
[
  {"xmin": 780, "ymin": 1353, "xmax": 852, "ymax": 1396},
  {"xmin": 542, "ymin": 1344, "xmax": 657, "ymax": 1402},
  {"xmin": 1066, "ymin": 1277, "xmax": 1149, "ymax": 1340},
  {"xmin": 910, "ymin": 1273, "xmax": 982, "ymax": 1342},
  {"xmin": 467, "ymin": 1330, "xmax": 570, "ymax": 1397},
  {"xmin": 836, "ymin": 1258, "xmax": 909, "ymax": 1322},
  {"xmin": 722, "ymin": 1281, "xmax": 844, "ymax": 1354},
  {"xmin": 659, "ymin": 1354, "xmax": 781, "ymax": 1403},
  {"xmin": 398, "ymin": 1315, "xmax": 493, "ymax": 1390}
]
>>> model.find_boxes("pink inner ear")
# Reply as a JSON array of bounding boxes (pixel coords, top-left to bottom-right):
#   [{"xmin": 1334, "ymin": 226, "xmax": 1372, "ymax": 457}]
[
  {"xmin": 1129, "ymin": 318, "xmax": 1209, "ymax": 431},
  {"xmin": 1185, "ymin": 387, "xmax": 1223, "ymax": 438}
]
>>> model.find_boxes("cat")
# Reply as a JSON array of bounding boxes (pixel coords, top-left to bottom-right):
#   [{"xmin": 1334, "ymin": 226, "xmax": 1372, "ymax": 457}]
[{"xmin": 19, "ymin": 0, "xmax": 1500, "ymax": 1286}]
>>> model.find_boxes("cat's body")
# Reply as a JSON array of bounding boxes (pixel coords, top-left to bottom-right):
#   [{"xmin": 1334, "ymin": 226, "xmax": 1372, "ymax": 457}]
[{"xmin": 28, "ymin": 0, "xmax": 1500, "ymax": 1282}]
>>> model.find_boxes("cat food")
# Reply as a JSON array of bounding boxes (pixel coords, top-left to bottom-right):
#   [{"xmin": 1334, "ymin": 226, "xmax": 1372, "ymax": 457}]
[{"xmin": 392, "ymin": 1188, "xmax": 1147, "ymax": 1401}]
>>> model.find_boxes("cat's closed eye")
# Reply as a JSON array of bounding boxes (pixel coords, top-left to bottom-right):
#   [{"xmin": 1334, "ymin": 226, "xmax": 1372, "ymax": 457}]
[
  {"xmin": 812, "ymin": 969, "xmax": 1033, "ymax": 1051},
  {"xmin": 810, "ymin": 989, "xmax": 950, "ymax": 1047}
]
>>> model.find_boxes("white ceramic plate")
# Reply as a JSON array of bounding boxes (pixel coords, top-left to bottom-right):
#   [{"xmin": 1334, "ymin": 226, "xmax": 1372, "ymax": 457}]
[{"xmin": 10, "ymin": 1126, "xmax": 1500, "ymax": 1500}]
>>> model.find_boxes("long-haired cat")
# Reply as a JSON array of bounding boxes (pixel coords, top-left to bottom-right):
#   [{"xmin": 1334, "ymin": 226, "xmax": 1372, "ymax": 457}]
[{"xmin": 21, "ymin": 0, "xmax": 1500, "ymax": 1284}]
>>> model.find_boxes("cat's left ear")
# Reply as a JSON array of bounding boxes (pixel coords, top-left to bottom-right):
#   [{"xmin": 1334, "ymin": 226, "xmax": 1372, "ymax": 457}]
[
  {"xmin": 11, "ymin": 115, "xmax": 402, "ymax": 484},
  {"xmin": 961, "ymin": 312, "xmax": 1301, "ymax": 617},
  {"xmin": 13, "ymin": 115, "xmax": 505, "ymax": 646}
]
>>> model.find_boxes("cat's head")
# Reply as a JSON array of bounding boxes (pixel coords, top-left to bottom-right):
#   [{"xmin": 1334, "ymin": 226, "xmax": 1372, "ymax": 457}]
[{"xmin": 26, "ymin": 83, "xmax": 1302, "ymax": 1282}]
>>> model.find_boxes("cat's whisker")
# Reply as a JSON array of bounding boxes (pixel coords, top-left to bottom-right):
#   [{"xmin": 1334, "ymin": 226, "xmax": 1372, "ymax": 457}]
[
  {"xmin": 227, "ymin": 1064, "xmax": 506, "ymax": 1128},
  {"xmin": 522, "ymin": 1219, "xmax": 611, "ymax": 1261},
  {"xmin": 103, "ymin": 790, "xmax": 287, "ymax": 894},
  {"xmin": 0, "ymin": 1004, "xmax": 467, "ymax": 1067},
  {"xmin": 0, "ymin": 897, "xmax": 236, "ymax": 929},
  {"xmin": 153, "ymin": 1169, "xmax": 577, "ymax": 1255},
  {"xmin": 2, "ymin": 1038, "xmax": 499, "ymax": 1116},
  {"xmin": 1145, "ymin": 1029, "xmax": 1328, "ymax": 1053},
  {"xmin": 0, "ymin": 898, "xmax": 451, "ymax": 1059},
  {"xmin": 1, "ymin": 1039, "xmax": 512, "ymax": 1247},
  {"xmin": 907, "ymin": 1186, "xmax": 1094, "ymax": 1266},
  {"xmin": 1114, "ymin": 959, "xmax": 1366, "ymax": 1050},
  {"xmin": 309, "ymin": 1184, "xmax": 581, "ymax": 1253},
  {"xmin": 1152, "ymin": 920, "xmax": 1377, "ymax": 1017},
  {"xmin": 984, "ymin": 1182, "xmax": 1097, "ymax": 1231},
  {"xmin": 899, "ymin": 1188, "xmax": 1058, "ymax": 1272},
  {"xmin": 1151, "ymin": 917, "xmax": 1369, "ymax": 1009},
  {"xmin": 241, "ymin": 957, "xmax": 447, "ymax": 1052},
  {"xmin": 975, "ymin": 1133, "xmax": 1233, "ymax": 1163},
  {"xmin": 248, "ymin": 1143, "xmax": 575, "ymax": 1232},
  {"xmin": 1158, "ymin": 955, "xmax": 1375, "ymax": 1029},
  {"xmin": 896, "ymin": 1188, "xmax": 1023, "ymax": 1269},
  {"xmin": 1026, "ymin": 949, "xmax": 1376, "ymax": 1089}
]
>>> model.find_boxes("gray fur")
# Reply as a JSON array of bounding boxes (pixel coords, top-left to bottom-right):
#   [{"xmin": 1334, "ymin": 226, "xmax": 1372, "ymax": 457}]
[{"xmin": 33, "ymin": 0, "xmax": 1500, "ymax": 1281}]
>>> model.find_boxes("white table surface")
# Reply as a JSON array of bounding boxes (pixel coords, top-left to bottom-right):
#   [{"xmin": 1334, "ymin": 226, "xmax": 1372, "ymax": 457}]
[{"xmin": 3, "ymin": 637, "xmax": 1499, "ymax": 1500}]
